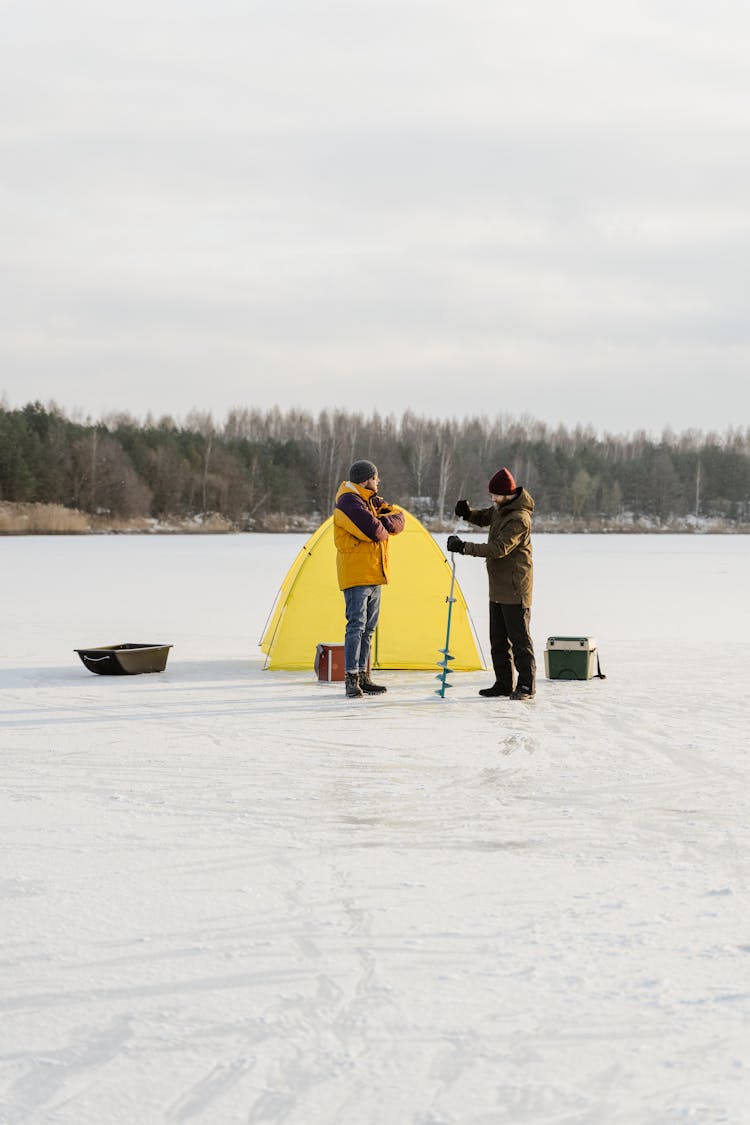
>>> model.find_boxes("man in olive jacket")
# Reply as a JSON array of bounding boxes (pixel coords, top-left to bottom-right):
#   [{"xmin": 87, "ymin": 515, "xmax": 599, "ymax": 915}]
[{"xmin": 447, "ymin": 467, "xmax": 536, "ymax": 700}]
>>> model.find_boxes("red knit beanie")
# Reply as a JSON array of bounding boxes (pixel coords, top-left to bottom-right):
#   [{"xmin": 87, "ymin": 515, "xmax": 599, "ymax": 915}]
[{"xmin": 488, "ymin": 467, "xmax": 516, "ymax": 495}]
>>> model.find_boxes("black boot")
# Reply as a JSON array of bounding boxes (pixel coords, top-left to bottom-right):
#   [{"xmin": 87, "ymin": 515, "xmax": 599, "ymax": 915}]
[
  {"xmin": 345, "ymin": 672, "xmax": 363, "ymax": 698},
  {"xmin": 359, "ymin": 671, "xmax": 387, "ymax": 695},
  {"xmin": 478, "ymin": 682, "xmax": 512, "ymax": 697}
]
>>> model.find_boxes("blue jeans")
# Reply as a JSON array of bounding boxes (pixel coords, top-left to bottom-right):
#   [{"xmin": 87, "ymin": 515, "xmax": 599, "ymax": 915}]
[{"xmin": 343, "ymin": 585, "xmax": 381, "ymax": 673}]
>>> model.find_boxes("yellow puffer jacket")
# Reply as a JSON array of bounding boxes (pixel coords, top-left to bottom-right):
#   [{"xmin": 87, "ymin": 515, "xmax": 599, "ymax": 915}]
[{"xmin": 333, "ymin": 480, "xmax": 405, "ymax": 590}]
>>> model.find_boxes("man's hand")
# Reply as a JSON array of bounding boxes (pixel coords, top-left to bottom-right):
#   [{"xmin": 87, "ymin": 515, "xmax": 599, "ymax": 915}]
[
  {"xmin": 446, "ymin": 535, "xmax": 465, "ymax": 555},
  {"xmin": 454, "ymin": 499, "xmax": 471, "ymax": 519}
]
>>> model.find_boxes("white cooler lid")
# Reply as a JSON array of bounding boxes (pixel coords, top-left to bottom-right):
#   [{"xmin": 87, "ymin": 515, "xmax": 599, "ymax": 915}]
[{"xmin": 546, "ymin": 636, "xmax": 596, "ymax": 650}]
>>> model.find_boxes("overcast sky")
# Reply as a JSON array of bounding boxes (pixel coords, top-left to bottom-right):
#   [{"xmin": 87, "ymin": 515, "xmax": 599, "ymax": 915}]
[{"xmin": 2, "ymin": 0, "xmax": 750, "ymax": 435}]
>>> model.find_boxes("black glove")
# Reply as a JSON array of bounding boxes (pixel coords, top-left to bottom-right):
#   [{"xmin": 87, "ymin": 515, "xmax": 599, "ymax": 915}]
[
  {"xmin": 446, "ymin": 535, "xmax": 465, "ymax": 555},
  {"xmin": 454, "ymin": 499, "xmax": 471, "ymax": 519}
]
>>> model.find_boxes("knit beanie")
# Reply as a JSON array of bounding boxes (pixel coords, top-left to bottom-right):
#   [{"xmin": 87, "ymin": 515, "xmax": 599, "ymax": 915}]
[
  {"xmin": 488, "ymin": 467, "xmax": 516, "ymax": 495},
  {"xmin": 349, "ymin": 459, "xmax": 378, "ymax": 485}
]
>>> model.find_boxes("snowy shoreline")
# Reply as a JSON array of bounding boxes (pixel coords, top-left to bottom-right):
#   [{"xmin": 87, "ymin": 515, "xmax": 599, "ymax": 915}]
[{"xmin": 3, "ymin": 500, "xmax": 750, "ymax": 537}]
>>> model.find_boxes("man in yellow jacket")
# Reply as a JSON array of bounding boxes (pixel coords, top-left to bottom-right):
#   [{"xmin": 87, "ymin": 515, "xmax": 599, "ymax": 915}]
[{"xmin": 333, "ymin": 459, "xmax": 405, "ymax": 698}]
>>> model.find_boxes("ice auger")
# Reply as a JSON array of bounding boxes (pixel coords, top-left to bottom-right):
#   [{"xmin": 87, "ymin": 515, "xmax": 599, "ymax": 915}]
[{"xmin": 436, "ymin": 553, "xmax": 457, "ymax": 698}]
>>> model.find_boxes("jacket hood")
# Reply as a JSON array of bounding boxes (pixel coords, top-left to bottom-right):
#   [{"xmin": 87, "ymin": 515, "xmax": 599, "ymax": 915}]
[
  {"xmin": 336, "ymin": 479, "xmax": 374, "ymax": 502},
  {"xmin": 500, "ymin": 487, "xmax": 534, "ymax": 516}
]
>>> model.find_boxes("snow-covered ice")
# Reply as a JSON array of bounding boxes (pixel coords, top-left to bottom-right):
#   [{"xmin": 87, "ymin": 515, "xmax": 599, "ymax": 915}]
[{"xmin": 1, "ymin": 532, "xmax": 749, "ymax": 1125}]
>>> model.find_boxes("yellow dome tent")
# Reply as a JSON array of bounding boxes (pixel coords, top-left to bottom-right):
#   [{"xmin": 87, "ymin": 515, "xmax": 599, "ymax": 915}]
[{"xmin": 260, "ymin": 509, "xmax": 484, "ymax": 671}]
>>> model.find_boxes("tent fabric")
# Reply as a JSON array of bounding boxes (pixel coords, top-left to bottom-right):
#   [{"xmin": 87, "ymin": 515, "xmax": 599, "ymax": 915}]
[{"xmin": 260, "ymin": 510, "xmax": 484, "ymax": 671}]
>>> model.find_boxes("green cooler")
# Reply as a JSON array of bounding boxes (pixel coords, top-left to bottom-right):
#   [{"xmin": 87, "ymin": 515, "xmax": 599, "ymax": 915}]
[{"xmin": 544, "ymin": 636, "xmax": 598, "ymax": 680}]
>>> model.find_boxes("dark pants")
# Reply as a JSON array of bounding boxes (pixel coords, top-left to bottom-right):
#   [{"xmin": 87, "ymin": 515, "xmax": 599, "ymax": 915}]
[{"xmin": 489, "ymin": 601, "xmax": 536, "ymax": 694}]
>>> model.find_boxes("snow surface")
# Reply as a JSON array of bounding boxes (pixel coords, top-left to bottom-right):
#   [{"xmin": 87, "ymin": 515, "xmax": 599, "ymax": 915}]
[{"xmin": 1, "ymin": 533, "xmax": 749, "ymax": 1125}]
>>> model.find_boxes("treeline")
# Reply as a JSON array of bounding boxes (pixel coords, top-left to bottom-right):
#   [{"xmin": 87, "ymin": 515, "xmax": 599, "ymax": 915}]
[{"xmin": 1, "ymin": 401, "xmax": 749, "ymax": 528}]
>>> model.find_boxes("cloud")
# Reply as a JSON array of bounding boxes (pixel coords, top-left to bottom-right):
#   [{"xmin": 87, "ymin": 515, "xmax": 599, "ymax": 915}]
[{"xmin": 2, "ymin": 1, "xmax": 750, "ymax": 433}]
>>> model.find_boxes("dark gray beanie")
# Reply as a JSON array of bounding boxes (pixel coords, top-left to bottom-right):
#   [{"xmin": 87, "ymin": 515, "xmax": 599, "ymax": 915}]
[{"xmin": 349, "ymin": 459, "xmax": 377, "ymax": 484}]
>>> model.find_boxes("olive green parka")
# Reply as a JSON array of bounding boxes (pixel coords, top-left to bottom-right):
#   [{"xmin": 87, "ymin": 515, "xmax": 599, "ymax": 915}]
[{"xmin": 461, "ymin": 487, "xmax": 534, "ymax": 606}]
